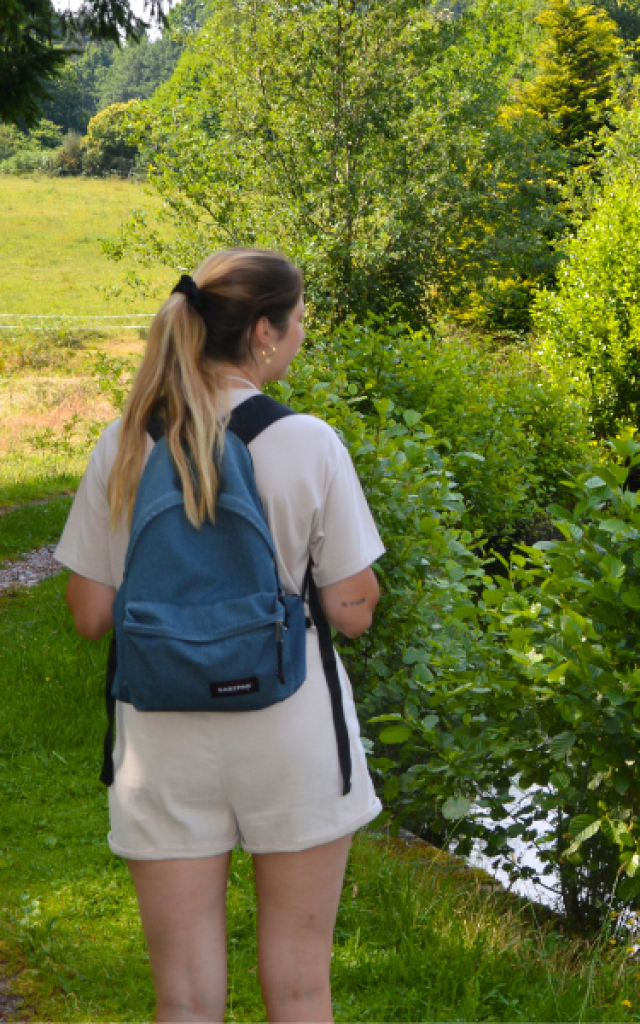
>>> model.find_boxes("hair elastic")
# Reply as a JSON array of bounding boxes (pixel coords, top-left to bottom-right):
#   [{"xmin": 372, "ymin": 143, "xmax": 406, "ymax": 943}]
[{"xmin": 172, "ymin": 274, "xmax": 207, "ymax": 316}]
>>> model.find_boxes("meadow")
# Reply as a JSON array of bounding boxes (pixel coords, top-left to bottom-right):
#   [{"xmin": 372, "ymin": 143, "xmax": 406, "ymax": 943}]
[
  {"xmin": 1, "ymin": 175, "xmax": 640, "ymax": 1021},
  {"xmin": 0, "ymin": 176, "xmax": 175, "ymax": 317}
]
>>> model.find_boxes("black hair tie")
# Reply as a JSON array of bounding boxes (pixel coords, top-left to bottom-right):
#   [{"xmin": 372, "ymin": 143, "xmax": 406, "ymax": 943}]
[{"xmin": 172, "ymin": 274, "xmax": 206, "ymax": 316}]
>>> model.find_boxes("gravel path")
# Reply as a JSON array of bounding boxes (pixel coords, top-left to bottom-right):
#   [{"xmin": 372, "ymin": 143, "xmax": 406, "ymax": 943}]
[
  {"xmin": 0, "ymin": 545, "xmax": 64, "ymax": 593},
  {"xmin": 0, "ymin": 970, "xmax": 27, "ymax": 1022}
]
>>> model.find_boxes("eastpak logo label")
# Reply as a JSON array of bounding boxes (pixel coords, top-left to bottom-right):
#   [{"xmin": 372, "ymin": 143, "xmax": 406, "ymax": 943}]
[{"xmin": 209, "ymin": 678, "xmax": 260, "ymax": 698}]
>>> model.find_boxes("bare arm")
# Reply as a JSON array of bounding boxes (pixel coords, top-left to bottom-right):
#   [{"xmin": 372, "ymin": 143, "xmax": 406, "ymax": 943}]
[
  {"xmin": 317, "ymin": 567, "xmax": 379, "ymax": 639},
  {"xmin": 65, "ymin": 573, "xmax": 116, "ymax": 642}
]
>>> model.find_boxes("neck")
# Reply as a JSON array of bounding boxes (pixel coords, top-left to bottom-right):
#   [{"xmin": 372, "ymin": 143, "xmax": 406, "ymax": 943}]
[{"xmin": 218, "ymin": 362, "xmax": 263, "ymax": 390}]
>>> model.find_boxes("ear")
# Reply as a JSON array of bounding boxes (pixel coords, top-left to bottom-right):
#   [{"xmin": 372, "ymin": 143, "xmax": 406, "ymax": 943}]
[{"xmin": 252, "ymin": 315, "xmax": 275, "ymax": 352}]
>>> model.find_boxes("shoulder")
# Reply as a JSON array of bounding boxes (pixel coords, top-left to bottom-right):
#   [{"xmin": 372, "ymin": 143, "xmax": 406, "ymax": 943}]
[
  {"xmin": 255, "ymin": 410, "xmax": 347, "ymax": 459},
  {"xmin": 88, "ymin": 419, "xmax": 122, "ymax": 480},
  {"xmin": 247, "ymin": 409, "xmax": 351, "ymax": 498}
]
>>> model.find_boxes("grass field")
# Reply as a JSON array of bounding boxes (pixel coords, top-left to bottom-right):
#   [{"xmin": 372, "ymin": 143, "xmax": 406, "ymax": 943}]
[{"xmin": 0, "ymin": 175, "xmax": 175, "ymax": 318}]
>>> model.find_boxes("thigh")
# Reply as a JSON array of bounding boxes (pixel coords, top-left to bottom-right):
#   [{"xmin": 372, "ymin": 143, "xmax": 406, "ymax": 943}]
[
  {"xmin": 127, "ymin": 853, "xmax": 231, "ymax": 1023},
  {"xmin": 252, "ymin": 835, "xmax": 352, "ymax": 1021}
]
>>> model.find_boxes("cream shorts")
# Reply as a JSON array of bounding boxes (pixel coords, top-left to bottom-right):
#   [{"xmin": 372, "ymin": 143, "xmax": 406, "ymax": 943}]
[{"xmin": 108, "ymin": 629, "xmax": 382, "ymax": 859}]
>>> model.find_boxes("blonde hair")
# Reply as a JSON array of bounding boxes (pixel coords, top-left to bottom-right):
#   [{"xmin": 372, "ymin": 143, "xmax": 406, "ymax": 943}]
[{"xmin": 108, "ymin": 249, "xmax": 303, "ymax": 529}]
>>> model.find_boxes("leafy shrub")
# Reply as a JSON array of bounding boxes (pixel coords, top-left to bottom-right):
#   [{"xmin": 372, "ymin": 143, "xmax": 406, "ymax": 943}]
[
  {"xmin": 534, "ymin": 173, "xmax": 640, "ymax": 437},
  {"xmin": 0, "ymin": 149, "xmax": 55, "ymax": 175},
  {"xmin": 83, "ymin": 102, "xmax": 140, "ymax": 177},
  {"xmin": 29, "ymin": 119, "xmax": 64, "ymax": 150},
  {"xmin": 0, "ymin": 122, "xmax": 27, "ymax": 161},
  {"xmin": 370, "ymin": 434, "xmax": 640, "ymax": 929},
  {"xmin": 298, "ymin": 317, "xmax": 591, "ymax": 542},
  {"xmin": 54, "ymin": 132, "xmax": 84, "ymax": 176}
]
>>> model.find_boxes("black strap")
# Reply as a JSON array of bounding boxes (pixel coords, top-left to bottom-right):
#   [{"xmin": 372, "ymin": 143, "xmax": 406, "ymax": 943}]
[
  {"xmin": 99, "ymin": 636, "xmax": 117, "ymax": 786},
  {"xmin": 304, "ymin": 562, "xmax": 353, "ymax": 796},
  {"xmin": 100, "ymin": 393, "xmax": 352, "ymax": 796},
  {"xmin": 228, "ymin": 393, "xmax": 298, "ymax": 443}
]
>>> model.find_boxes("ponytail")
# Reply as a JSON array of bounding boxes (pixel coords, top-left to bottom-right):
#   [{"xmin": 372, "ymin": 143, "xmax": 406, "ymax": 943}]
[{"xmin": 108, "ymin": 249, "xmax": 303, "ymax": 530}]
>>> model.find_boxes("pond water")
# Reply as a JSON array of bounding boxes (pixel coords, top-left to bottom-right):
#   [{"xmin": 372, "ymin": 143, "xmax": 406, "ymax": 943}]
[{"xmin": 463, "ymin": 784, "xmax": 562, "ymax": 911}]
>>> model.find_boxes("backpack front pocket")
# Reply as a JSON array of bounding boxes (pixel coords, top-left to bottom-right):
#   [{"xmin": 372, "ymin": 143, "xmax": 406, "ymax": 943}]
[{"xmin": 120, "ymin": 594, "xmax": 303, "ymax": 711}]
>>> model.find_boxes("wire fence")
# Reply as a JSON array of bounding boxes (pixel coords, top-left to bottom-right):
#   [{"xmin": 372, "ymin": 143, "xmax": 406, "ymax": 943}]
[{"xmin": 0, "ymin": 314, "xmax": 155, "ymax": 331}]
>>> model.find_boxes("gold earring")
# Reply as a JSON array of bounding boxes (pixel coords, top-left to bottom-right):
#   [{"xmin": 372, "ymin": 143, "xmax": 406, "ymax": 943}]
[{"xmin": 264, "ymin": 344, "xmax": 276, "ymax": 366}]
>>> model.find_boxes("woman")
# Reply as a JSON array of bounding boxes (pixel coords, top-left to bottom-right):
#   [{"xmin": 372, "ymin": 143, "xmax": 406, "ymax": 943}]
[{"xmin": 56, "ymin": 249, "xmax": 384, "ymax": 1023}]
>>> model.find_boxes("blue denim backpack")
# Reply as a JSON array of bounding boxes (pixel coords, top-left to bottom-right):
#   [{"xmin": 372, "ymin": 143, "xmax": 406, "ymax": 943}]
[{"xmin": 100, "ymin": 395, "xmax": 352, "ymax": 795}]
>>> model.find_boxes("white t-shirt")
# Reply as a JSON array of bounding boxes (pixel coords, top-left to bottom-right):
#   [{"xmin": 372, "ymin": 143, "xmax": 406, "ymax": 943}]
[{"xmin": 55, "ymin": 390, "xmax": 385, "ymax": 592}]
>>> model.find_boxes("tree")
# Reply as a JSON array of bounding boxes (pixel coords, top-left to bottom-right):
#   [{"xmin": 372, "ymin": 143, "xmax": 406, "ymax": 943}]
[
  {"xmin": 534, "ymin": 169, "xmax": 640, "ymax": 435},
  {"xmin": 507, "ymin": 0, "xmax": 625, "ymax": 153},
  {"xmin": 0, "ymin": 0, "xmax": 170, "ymax": 126},
  {"xmin": 595, "ymin": 0, "xmax": 640, "ymax": 42},
  {"xmin": 111, "ymin": 0, "xmax": 562, "ymax": 327},
  {"xmin": 0, "ymin": 0, "xmax": 72, "ymax": 126},
  {"xmin": 96, "ymin": 33, "xmax": 184, "ymax": 108},
  {"xmin": 82, "ymin": 99, "xmax": 140, "ymax": 175}
]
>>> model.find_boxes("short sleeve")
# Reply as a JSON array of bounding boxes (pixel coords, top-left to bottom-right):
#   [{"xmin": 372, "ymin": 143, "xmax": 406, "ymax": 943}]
[
  {"xmin": 309, "ymin": 446, "xmax": 385, "ymax": 588},
  {"xmin": 55, "ymin": 429, "xmax": 117, "ymax": 587}
]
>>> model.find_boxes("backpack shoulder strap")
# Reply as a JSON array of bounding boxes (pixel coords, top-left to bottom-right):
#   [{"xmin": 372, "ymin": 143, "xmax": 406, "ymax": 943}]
[{"xmin": 228, "ymin": 393, "xmax": 297, "ymax": 444}]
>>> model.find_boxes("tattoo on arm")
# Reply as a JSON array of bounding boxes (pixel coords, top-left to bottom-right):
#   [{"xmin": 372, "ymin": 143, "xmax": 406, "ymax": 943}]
[{"xmin": 340, "ymin": 597, "xmax": 366, "ymax": 607}]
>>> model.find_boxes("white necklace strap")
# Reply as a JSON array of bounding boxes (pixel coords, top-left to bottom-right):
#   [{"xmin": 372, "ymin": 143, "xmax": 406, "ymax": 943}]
[{"xmin": 225, "ymin": 375, "xmax": 259, "ymax": 391}]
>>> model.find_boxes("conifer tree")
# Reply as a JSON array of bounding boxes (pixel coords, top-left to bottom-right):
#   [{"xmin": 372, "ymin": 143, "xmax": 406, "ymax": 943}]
[
  {"xmin": 512, "ymin": 0, "xmax": 624, "ymax": 151},
  {"xmin": 0, "ymin": 0, "xmax": 169, "ymax": 126}
]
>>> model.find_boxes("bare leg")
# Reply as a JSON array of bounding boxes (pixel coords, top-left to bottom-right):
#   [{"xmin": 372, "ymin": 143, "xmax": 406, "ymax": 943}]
[
  {"xmin": 127, "ymin": 853, "xmax": 232, "ymax": 1023},
  {"xmin": 253, "ymin": 834, "xmax": 352, "ymax": 1024}
]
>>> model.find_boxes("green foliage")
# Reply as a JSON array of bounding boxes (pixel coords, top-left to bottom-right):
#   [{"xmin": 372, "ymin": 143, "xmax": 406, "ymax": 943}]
[
  {"xmin": 95, "ymin": 34, "xmax": 185, "ymax": 109},
  {"xmin": 0, "ymin": 148, "xmax": 56, "ymax": 174},
  {"xmin": 0, "ymin": 0, "xmax": 73, "ymax": 127},
  {"xmin": 286, "ymin": 318, "xmax": 589, "ymax": 541},
  {"xmin": 0, "ymin": 122, "xmax": 27, "ymax": 160},
  {"xmin": 28, "ymin": 117, "xmax": 64, "ymax": 148},
  {"xmin": 0, "ymin": 1, "xmax": 174, "ymax": 127},
  {"xmin": 482, "ymin": 436, "xmax": 640, "ymax": 920},
  {"xmin": 36, "ymin": 0, "xmax": 205, "ymax": 135},
  {"xmin": 506, "ymin": 0, "xmax": 625, "ymax": 153},
  {"xmin": 54, "ymin": 130, "xmax": 84, "ymax": 175},
  {"xmin": 112, "ymin": 0, "xmax": 562, "ymax": 328},
  {"xmin": 82, "ymin": 100, "xmax": 140, "ymax": 176},
  {"xmin": 39, "ymin": 57, "xmax": 99, "ymax": 135},
  {"xmin": 596, "ymin": 0, "xmax": 640, "ymax": 43},
  {"xmin": 533, "ymin": 172, "xmax": 640, "ymax": 437},
  {"xmin": 367, "ymin": 433, "xmax": 640, "ymax": 928}
]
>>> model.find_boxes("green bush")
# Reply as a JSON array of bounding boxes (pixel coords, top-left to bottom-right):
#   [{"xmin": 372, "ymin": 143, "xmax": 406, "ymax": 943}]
[
  {"xmin": 0, "ymin": 149, "xmax": 56, "ymax": 175},
  {"xmin": 0, "ymin": 123, "xmax": 27, "ymax": 161},
  {"xmin": 534, "ymin": 173, "xmax": 640, "ymax": 437},
  {"xmin": 369, "ymin": 433, "xmax": 640, "ymax": 929},
  {"xmin": 54, "ymin": 132, "xmax": 85, "ymax": 176},
  {"xmin": 82, "ymin": 102, "xmax": 140, "ymax": 177},
  {"xmin": 29, "ymin": 119, "xmax": 64, "ymax": 150},
  {"xmin": 295, "ymin": 318, "xmax": 591, "ymax": 542}
]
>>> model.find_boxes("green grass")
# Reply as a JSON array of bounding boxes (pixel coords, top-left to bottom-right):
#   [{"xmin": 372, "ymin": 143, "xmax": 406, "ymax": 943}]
[
  {"xmin": 0, "ymin": 497, "xmax": 73, "ymax": 562},
  {"xmin": 0, "ymin": 176, "xmax": 175, "ymax": 317},
  {"xmin": 1, "ymin": 557, "xmax": 639, "ymax": 1022}
]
